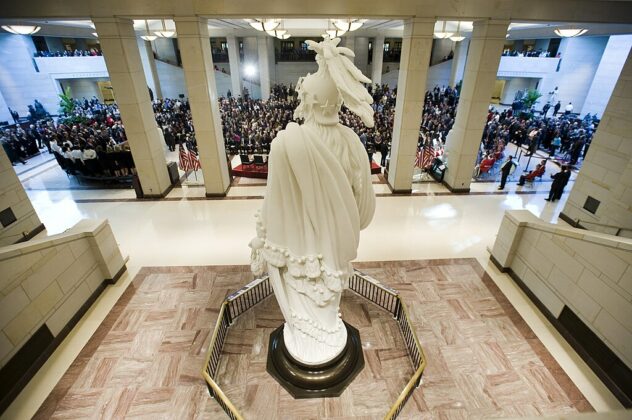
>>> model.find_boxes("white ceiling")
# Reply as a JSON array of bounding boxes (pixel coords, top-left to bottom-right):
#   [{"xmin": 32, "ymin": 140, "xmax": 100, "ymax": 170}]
[{"xmin": 5, "ymin": 18, "xmax": 632, "ymax": 40}]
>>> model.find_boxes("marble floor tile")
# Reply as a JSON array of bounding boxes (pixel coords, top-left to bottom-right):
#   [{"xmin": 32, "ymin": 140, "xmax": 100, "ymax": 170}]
[{"xmin": 32, "ymin": 260, "xmax": 593, "ymax": 419}]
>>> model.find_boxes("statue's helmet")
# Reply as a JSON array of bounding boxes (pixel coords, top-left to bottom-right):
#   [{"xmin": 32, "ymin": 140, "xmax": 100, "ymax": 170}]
[{"xmin": 293, "ymin": 36, "xmax": 374, "ymax": 128}]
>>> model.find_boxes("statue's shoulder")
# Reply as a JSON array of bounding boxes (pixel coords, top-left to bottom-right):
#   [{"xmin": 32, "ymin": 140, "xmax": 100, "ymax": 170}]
[{"xmin": 272, "ymin": 123, "xmax": 303, "ymax": 148}]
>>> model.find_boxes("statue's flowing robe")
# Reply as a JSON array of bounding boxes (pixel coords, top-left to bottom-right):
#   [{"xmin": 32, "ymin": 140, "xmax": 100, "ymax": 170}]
[{"xmin": 251, "ymin": 121, "xmax": 375, "ymax": 364}]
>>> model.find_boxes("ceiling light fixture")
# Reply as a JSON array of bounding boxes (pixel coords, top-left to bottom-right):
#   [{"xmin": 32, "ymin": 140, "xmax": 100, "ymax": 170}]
[
  {"xmin": 326, "ymin": 29, "xmax": 347, "ymax": 38},
  {"xmin": 323, "ymin": 21, "xmax": 347, "ymax": 38},
  {"xmin": 434, "ymin": 21, "xmax": 454, "ymax": 39},
  {"xmin": 554, "ymin": 28, "xmax": 588, "ymax": 38},
  {"xmin": 266, "ymin": 29, "xmax": 286, "ymax": 37},
  {"xmin": 332, "ymin": 18, "xmax": 366, "ymax": 32},
  {"xmin": 449, "ymin": 22, "xmax": 465, "ymax": 42},
  {"xmin": 246, "ymin": 19, "xmax": 280, "ymax": 32},
  {"xmin": 265, "ymin": 21, "xmax": 291, "ymax": 39},
  {"xmin": 140, "ymin": 20, "xmax": 157, "ymax": 41},
  {"xmin": 267, "ymin": 30, "xmax": 291, "ymax": 39},
  {"xmin": 1, "ymin": 25, "xmax": 41, "ymax": 35},
  {"xmin": 154, "ymin": 19, "xmax": 176, "ymax": 38}
]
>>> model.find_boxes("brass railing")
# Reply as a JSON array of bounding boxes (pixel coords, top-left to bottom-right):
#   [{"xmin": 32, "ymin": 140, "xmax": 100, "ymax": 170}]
[
  {"xmin": 201, "ymin": 275, "xmax": 272, "ymax": 420},
  {"xmin": 348, "ymin": 272, "xmax": 427, "ymax": 419},
  {"xmin": 203, "ymin": 271, "xmax": 426, "ymax": 420}
]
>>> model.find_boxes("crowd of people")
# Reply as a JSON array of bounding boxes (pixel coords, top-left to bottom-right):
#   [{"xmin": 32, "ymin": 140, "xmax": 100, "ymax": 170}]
[
  {"xmin": 1, "ymin": 83, "xmax": 462, "ymax": 179},
  {"xmin": 2, "ymin": 79, "xmax": 591, "ymax": 198},
  {"xmin": 479, "ymin": 106, "xmax": 595, "ymax": 169},
  {"xmin": 220, "ymin": 84, "xmax": 297, "ymax": 155},
  {"xmin": 501, "ymin": 48, "xmax": 558, "ymax": 58},
  {"xmin": 34, "ymin": 49, "xmax": 102, "ymax": 57},
  {"xmin": 1, "ymin": 98, "xmax": 134, "ymax": 177}
]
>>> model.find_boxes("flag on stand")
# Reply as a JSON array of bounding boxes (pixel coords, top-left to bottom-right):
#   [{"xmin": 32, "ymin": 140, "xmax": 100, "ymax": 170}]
[
  {"xmin": 178, "ymin": 145, "xmax": 192, "ymax": 171},
  {"xmin": 421, "ymin": 147, "xmax": 434, "ymax": 169},
  {"xmin": 415, "ymin": 146, "xmax": 436, "ymax": 169},
  {"xmin": 414, "ymin": 148, "xmax": 423, "ymax": 168},
  {"xmin": 188, "ymin": 149, "xmax": 201, "ymax": 171}
]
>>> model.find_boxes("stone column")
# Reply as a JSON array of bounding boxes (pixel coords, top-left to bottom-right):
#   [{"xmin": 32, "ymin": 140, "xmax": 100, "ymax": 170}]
[
  {"xmin": 386, "ymin": 18, "xmax": 435, "ymax": 193},
  {"xmin": 174, "ymin": 17, "xmax": 230, "ymax": 197},
  {"xmin": 93, "ymin": 18, "xmax": 171, "ymax": 198},
  {"xmin": 266, "ymin": 37, "xmax": 276, "ymax": 87},
  {"xmin": 560, "ymin": 47, "xmax": 632, "ymax": 235},
  {"xmin": 512, "ymin": 39, "xmax": 524, "ymax": 52},
  {"xmin": 0, "ymin": 87, "xmax": 12, "ymax": 124},
  {"xmin": 44, "ymin": 36, "xmax": 64, "ymax": 53},
  {"xmin": 371, "ymin": 35, "xmax": 384, "ymax": 85},
  {"xmin": 581, "ymin": 35, "xmax": 632, "ymax": 118},
  {"xmin": 137, "ymin": 38, "xmax": 162, "ymax": 99},
  {"xmin": 354, "ymin": 37, "xmax": 370, "ymax": 76},
  {"xmin": 0, "ymin": 146, "xmax": 44, "ymax": 246},
  {"xmin": 449, "ymin": 38, "xmax": 469, "ymax": 87},
  {"xmin": 534, "ymin": 38, "xmax": 550, "ymax": 52},
  {"xmin": 226, "ymin": 35, "xmax": 242, "ymax": 97},
  {"xmin": 243, "ymin": 37, "xmax": 259, "ymax": 98},
  {"xmin": 342, "ymin": 36, "xmax": 355, "ymax": 63},
  {"xmin": 153, "ymin": 37, "xmax": 178, "ymax": 65},
  {"xmin": 257, "ymin": 37, "xmax": 272, "ymax": 100},
  {"xmin": 443, "ymin": 20, "xmax": 509, "ymax": 192}
]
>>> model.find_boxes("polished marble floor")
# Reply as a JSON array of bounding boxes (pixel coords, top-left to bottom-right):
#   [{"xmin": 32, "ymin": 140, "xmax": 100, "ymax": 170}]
[
  {"xmin": 31, "ymin": 260, "xmax": 591, "ymax": 419},
  {"xmin": 2, "ymin": 151, "xmax": 619, "ymax": 419}
]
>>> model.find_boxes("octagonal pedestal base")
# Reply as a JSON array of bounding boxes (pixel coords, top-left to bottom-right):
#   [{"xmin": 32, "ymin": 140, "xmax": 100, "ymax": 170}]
[{"xmin": 266, "ymin": 321, "xmax": 365, "ymax": 398}]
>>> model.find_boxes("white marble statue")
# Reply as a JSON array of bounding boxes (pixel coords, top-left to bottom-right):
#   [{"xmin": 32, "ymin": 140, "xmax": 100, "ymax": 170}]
[{"xmin": 250, "ymin": 37, "xmax": 376, "ymax": 365}]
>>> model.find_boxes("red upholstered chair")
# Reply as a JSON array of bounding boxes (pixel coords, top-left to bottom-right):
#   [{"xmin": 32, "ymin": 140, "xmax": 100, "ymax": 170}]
[{"xmin": 476, "ymin": 157, "xmax": 496, "ymax": 178}]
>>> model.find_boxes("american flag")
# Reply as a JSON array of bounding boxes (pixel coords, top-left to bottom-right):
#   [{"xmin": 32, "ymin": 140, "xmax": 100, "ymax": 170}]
[
  {"xmin": 415, "ymin": 147, "xmax": 435, "ymax": 169},
  {"xmin": 414, "ymin": 149, "xmax": 423, "ymax": 168},
  {"xmin": 422, "ymin": 147, "xmax": 434, "ymax": 168},
  {"xmin": 188, "ymin": 149, "xmax": 201, "ymax": 171},
  {"xmin": 178, "ymin": 145, "xmax": 192, "ymax": 171}
]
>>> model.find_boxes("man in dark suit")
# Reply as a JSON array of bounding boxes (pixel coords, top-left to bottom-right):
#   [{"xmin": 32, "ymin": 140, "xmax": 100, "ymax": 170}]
[
  {"xmin": 498, "ymin": 155, "xmax": 515, "ymax": 190},
  {"xmin": 542, "ymin": 102, "xmax": 551, "ymax": 117},
  {"xmin": 545, "ymin": 165, "xmax": 571, "ymax": 201},
  {"xmin": 163, "ymin": 126, "xmax": 176, "ymax": 152}
]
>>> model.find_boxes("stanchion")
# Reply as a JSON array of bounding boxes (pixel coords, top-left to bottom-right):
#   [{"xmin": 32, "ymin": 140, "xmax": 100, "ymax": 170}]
[{"xmin": 524, "ymin": 153, "xmax": 533, "ymax": 172}]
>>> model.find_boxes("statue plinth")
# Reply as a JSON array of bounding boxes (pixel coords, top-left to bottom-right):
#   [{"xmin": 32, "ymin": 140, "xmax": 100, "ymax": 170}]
[{"xmin": 266, "ymin": 321, "xmax": 364, "ymax": 398}]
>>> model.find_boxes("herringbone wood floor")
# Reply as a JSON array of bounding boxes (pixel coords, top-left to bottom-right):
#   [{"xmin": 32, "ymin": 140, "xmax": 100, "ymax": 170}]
[{"xmin": 34, "ymin": 260, "xmax": 591, "ymax": 419}]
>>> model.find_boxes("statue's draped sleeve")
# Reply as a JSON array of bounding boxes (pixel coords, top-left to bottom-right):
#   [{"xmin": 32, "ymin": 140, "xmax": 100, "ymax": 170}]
[{"xmin": 252, "ymin": 122, "xmax": 374, "ymax": 281}]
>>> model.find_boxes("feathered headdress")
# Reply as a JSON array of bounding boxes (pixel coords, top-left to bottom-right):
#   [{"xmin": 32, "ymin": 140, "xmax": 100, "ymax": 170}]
[{"xmin": 296, "ymin": 36, "xmax": 374, "ymax": 128}]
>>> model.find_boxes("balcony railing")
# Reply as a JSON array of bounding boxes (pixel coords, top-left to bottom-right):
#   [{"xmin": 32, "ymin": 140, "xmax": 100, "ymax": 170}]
[{"xmin": 276, "ymin": 49, "xmax": 316, "ymax": 62}]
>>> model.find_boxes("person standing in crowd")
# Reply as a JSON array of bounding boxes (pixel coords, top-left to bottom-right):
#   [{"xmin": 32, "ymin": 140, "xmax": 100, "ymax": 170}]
[
  {"xmin": 564, "ymin": 102, "xmax": 573, "ymax": 115},
  {"xmin": 498, "ymin": 155, "xmax": 516, "ymax": 190},
  {"xmin": 542, "ymin": 102, "xmax": 551, "ymax": 117},
  {"xmin": 380, "ymin": 137, "xmax": 389, "ymax": 167},
  {"xmin": 553, "ymin": 101, "xmax": 561, "ymax": 116},
  {"xmin": 570, "ymin": 136, "xmax": 585, "ymax": 165},
  {"xmin": 163, "ymin": 125, "xmax": 176, "ymax": 152},
  {"xmin": 545, "ymin": 165, "xmax": 571, "ymax": 201}
]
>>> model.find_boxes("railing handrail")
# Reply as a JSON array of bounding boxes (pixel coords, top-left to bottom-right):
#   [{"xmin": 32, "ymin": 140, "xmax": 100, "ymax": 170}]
[
  {"xmin": 202, "ymin": 302, "xmax": 228, "ymax": 378},
  {"xmin": 202, "ymin": 371, "xmax": 245, "ymax": 420},
  {"xmin": 349, "ymin": 270, "xmax": 427, "ymax": 419},
  {"xmin": 576, "ymin": 219, "xmax": 632, "ymax": 233},
  {"xmin": 226, "ymin": 276, "xmax": 269, "ymax": 302},
  {"xmin": 202, "ymin": 277, "xmax": 272, "ymax": 420},
  {"xmin": 203, "ymin": 270, "xmax": 426, "ymax": 419}
]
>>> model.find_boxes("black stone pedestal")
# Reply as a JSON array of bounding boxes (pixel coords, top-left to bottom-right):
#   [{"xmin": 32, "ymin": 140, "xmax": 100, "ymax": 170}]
[{"xmin": 266, "ymin": 321, "xmax": 364, "ymax": 398}]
